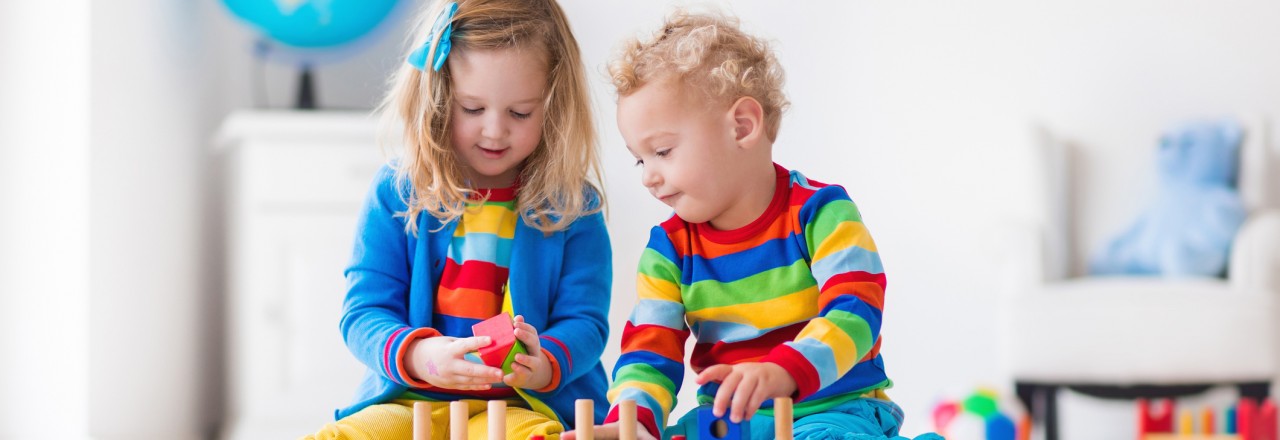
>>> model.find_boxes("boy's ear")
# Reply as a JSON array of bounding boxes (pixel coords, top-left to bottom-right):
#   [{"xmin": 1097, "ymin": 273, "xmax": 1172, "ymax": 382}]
[{"xmin": 729, "ymin": 96, "xmax": 765, "ymax": 146}]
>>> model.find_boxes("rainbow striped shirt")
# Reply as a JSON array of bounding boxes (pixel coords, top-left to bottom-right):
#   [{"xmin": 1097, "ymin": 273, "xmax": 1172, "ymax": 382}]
[
  {"xmin": 605, "ymin": 165, "xmax": 892, "ymax": 437},
  {"xmin": 423, "ymin": 186, "xmax": 519, "ymax": 399}
]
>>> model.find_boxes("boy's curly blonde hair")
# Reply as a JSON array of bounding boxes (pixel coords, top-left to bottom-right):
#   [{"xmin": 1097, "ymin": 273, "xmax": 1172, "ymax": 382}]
[{"xmin": 609, "ymin": 9, "xmax": 789, "ymax": 141}]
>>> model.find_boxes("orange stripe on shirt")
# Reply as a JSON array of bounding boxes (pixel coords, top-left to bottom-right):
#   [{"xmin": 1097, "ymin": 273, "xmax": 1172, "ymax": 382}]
[
  {"xmin": 436, "ymin": 287, "xmax": 503, "ymax": 319},
  {"xmin": 621, "ymin": 323, "xmax": 687, "ymax": 362},
  {"xmin": 686, "ymin": 205, "xmax": 805, "ymax": 260},
  {"xmin": 819, "ymin": 281, "xmax": 885, "ymax": 312}
]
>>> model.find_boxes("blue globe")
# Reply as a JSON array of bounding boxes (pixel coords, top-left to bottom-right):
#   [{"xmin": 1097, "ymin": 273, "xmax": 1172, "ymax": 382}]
[
  {"xmin": 223, "ymin": 0, "xmax": 403, "ymax": 51},
  {"xmin": 222, "ymin": 0, "xmax": 407, "ymax": 108}
]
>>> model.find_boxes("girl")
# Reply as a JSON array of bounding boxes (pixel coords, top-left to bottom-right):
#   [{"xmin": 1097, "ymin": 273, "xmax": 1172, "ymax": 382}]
[{"xmin": 304, "ymin": 0, "xmax": 610, "ymax": 438}]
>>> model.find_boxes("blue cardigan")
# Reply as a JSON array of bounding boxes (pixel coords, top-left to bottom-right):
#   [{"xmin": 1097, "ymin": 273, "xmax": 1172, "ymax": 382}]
[{"xmin": 335, "ymin": 165, "xmax": 612, "ymax": 427}]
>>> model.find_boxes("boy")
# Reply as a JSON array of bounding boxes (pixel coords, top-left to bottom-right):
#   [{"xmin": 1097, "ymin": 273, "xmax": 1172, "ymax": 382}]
[{"xmin": 567, "ymin": 10, "xmax": 937, "ymax": 440}]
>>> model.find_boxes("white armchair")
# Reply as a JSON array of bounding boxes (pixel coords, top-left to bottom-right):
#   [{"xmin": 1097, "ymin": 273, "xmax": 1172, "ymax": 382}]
[{"xmin": 999, "ymin": 117, "xmax": 1280, "ymax": 440}]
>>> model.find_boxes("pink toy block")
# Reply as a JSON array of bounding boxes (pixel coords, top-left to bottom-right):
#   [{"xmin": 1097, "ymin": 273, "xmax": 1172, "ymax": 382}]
[
  {"xmin": 1140, "ymin": 399, "xmax": 1177, "ymax": 436},
  {"xmin": 1236, "ymin": 398, "xmax": 1279, "ymax": 440},
  {"xmin": 1254, "ymin": 400, "xmax": 1277, "ymax": 440},
  {"xmin": 471, "ymin": 313, "xmax": 518, "ymax": 368}
]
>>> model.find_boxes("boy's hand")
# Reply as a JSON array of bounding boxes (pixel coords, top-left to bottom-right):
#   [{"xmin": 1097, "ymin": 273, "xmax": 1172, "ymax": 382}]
[
  {"xmin": 561, "ymin": 423, "xmax": 657, "ymax": 440},
  {"xmin": 503, "ymin": 314, "xmax": 553, "ymax": 390},
  {"xmin": 405, "ymin": 335, "xmax": 504, "ymax": 390},
  {"xmin": 696, "ymin": 362, "xmax": 797, "ymax": 423}
]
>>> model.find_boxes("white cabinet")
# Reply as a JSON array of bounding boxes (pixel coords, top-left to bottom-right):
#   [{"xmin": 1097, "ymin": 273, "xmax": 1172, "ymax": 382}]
[{"xmin": 217, "ymin": 111, "xmax": 389, "ymax": 439}]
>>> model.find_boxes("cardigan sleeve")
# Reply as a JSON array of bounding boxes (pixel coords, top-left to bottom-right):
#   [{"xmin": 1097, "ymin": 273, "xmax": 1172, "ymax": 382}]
[
  {"xmin": 524, "ymin": 194, "xmax": 613, "ymax": 398},
  {"xmin": 339, "ymin": 165, "xmax": 441, "ymax": 387}
]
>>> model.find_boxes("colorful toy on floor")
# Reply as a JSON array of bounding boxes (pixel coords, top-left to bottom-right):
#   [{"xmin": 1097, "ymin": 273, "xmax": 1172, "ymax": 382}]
[
  {"xmin": 695, "ymin": 405, "xmax": 752, "ymax": 439},
  {"xmin": 1139, "ymin": 398, "xmax": 1277, "ymax": 440},
  {"xmin": 663, "ymin": 398, "xmax": 793, "ymax": 440},
  {"xmin": 932, "ymin": 388, "xmax": 1030, "ymax": 440},
  {"xmin": 471, "ymin": 312, "xmax": 527, "ymax": 375}
]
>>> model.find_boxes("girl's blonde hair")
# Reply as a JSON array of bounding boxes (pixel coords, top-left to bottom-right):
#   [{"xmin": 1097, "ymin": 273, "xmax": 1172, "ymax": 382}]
[
  {"xmin": 609, "ymin": 9, "xmax": 789, "ymax": 141},
  {"xmin": 380, "ymin": 0, "xmax": 603, "ymax": 234}
]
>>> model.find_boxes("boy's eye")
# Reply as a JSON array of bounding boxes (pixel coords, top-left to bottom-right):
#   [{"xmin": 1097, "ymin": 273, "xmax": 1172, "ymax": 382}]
[
  {"xmin": 510, "ymin": 110, "xmax": 531, "ymax": 119},
  {"xmin": 655, "ymin": 148, "xmax": 671, "ymax": 157},
  {"xmin": 634, "ymin": 158, "xmax": 644, "ymax": 167},
  {"xmin": 462, "ymin": 107, "xmax": 483, "ymax": 115}
]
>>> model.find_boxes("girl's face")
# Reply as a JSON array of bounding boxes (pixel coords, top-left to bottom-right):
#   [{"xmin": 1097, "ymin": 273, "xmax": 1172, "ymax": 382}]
[{"xmin": 447, "ymin": 47, "xmax": 547, "ymax": 188}]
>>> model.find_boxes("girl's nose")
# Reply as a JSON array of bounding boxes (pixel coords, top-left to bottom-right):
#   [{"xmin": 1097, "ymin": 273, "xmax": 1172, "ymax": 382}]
[{"xmin": 480, "ymin": 113, "xmax": 506, "ymax": 140}]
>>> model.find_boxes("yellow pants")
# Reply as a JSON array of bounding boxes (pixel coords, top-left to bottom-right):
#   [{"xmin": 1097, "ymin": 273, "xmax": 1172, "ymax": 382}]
[{"xmin": 301, "ymin": 399, "xmax": 562, "ymax": 440}]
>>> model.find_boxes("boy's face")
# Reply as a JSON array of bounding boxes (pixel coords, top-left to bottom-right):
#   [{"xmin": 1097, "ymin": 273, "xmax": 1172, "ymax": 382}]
[
  {"xmin": 617, "ymin": 78, "xmax": 746, "ymax": 227},
  {"xmin": 448, "ymin": 47, "xmax": 547, "ymax": 188}
]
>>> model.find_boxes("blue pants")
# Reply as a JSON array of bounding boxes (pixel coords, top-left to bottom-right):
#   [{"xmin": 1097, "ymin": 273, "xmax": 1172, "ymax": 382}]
[{"xmin": 666, "ymin": 398, "xmax": 944, "ymax": 440}]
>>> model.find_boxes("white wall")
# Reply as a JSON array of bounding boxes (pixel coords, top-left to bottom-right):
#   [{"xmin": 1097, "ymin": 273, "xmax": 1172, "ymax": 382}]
[
  {"xmin": 566, "ymin": 1, "xmax": 1280, "ymax": 437},
  {"xmin": 0, "ymin": 1, "xmax": 92, "ymax": 439},
  {"xmin": 88, "ymin": 1, "xmax": 213, "ymax": 439},
  {"xmin": 0, "ymin": 1, "xmax": 216, "ymax": 439}
]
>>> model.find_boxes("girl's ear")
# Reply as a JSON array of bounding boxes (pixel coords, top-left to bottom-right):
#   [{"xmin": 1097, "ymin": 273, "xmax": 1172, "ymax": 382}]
[{"xmin": 729, "ymin": 96, "xmax": 765, "ymax": 147}]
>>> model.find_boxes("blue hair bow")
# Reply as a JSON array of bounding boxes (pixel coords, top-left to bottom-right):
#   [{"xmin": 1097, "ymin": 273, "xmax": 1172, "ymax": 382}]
[{"xmin": 407, "ymin": 2, "xmax": 458, "ymax": 71}]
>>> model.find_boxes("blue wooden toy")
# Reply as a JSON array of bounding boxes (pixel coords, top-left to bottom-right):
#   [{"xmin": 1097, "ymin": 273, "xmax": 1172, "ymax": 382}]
[{"xmin": 696, "ymin": 405, "xmax": 751, "ymax": 440}]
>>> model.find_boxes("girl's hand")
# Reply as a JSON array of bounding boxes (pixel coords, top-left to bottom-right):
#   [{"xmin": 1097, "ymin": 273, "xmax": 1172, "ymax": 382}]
[
  {"xmin": 561, "ymin": 422, "xmax": 658, "ymax": 440},
  {"xmin": 503, "ymin": 315, "xmax": 553, "ymax": 390},
  {"xmin": 696, "ymin": 362, "xmax": 797, "ymax": 423},
  {"xmin": 405, "ymin": 335, "xmax": 504, "ymax": 390}
]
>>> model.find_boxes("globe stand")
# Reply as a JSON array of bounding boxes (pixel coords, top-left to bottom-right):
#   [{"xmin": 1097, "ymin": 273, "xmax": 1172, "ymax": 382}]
[{"xmin": 296, "ymin": 65, "xmax": 316, "ymax": 110}]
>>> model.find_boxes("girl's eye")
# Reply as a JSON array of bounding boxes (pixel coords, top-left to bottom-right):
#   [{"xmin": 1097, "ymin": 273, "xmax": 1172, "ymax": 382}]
[
  {"xmin": 510, "ymin": 110, "xmax": 531, "ymax": 119},
  {"xmin": 655, "ymin": 148, "xmax": 671, "ymax": 158},
  {"xmin": 634, "ymin": 158, "xmax": 644, "ymax": 167},
  {"xmin": 462, "ymin": 107, "xmax": 483, "ymax": 115}
]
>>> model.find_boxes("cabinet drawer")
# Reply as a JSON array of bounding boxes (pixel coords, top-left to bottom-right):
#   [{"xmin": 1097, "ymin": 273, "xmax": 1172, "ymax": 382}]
[{"xmin": 238, "ymin": 140, "xmax": 390, "ymax": 207}]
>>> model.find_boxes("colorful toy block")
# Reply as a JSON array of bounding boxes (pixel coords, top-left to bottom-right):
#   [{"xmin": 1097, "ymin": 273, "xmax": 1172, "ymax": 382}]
[
  {"xmin": 1140, "ymin": 399, "xmax": 1176, "ymax": 435},
  {"xmin": 470, "ymin": 313, "xmax": 526, "ymax": 374},
  {"xmin": 696, "ymin": 405, "xmax": 751, "ymax": 440},
  {"xmin": 1138, "ymin": 398, "xmax": 1278, "ymax": 440},
  {"xmin": 1239, "ymin": 399, "xmax": 1278, "ymax": 440}
]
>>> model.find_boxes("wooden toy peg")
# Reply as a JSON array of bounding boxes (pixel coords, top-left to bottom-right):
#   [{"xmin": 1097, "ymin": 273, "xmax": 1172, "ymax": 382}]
[
  {"xmin": 1179, "ymin": 409, "xmax": 1194, "ymax": 435},
  {"xmin": 451, "ymin": 401, "xmax": 469, "ymax": 440},
  {"xmin": 1202, "ymin": 407, "xmax": 1216, "ymax": 435},
  {"xmin": 619, "ymin": 399, "xmax": 637, "ymax": 440},
  {"xmin": 1226, "ymin": 405, "xmax": 1238, "ymax": 434},
  {"xmin": 488, "ymin": 400, "xmax": 506, "ymax": 440},
  {"xmin": 414, "ymin": 401, "xmax": 432, "ymax": 440},
  {"xmin": 576, "ymin": 399, "xmax": 594, "ymax": 440},
  {"xmin": 775, "ymin": 397, "xmax": 794, "ymax": 440}
]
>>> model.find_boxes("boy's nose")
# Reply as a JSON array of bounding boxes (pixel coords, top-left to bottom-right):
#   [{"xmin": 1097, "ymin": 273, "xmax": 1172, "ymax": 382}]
[{"xmin": 641, "ymin": 166, "xmax": 662, "ymax": 188}]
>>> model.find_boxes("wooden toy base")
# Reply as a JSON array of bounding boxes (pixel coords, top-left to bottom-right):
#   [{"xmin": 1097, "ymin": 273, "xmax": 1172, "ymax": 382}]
[{"xmin": 1144, "ymin": 435, "xmax": 1242, "ymax": 440}]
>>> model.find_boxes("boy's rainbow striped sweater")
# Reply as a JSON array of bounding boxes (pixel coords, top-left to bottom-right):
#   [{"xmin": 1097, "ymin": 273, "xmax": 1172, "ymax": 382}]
[{"xmin": 604, "ymin": 164, "xmax": 892, "ymax": 438}]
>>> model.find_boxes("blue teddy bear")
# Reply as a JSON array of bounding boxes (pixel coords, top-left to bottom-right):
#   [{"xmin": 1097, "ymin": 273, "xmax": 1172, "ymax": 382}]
[{"xmin": 1089, "ymin": 118, "xmax": 1247, "ymax": 277}]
